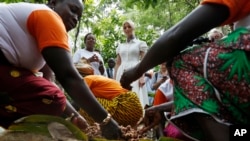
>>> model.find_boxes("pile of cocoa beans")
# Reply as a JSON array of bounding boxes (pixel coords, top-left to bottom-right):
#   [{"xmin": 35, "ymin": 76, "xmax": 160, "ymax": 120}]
[{"xmin": 84, "ymin": 123, "xmax": 148, "ymax": 141}]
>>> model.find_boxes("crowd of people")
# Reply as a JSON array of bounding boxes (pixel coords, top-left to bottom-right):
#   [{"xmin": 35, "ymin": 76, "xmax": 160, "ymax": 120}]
[{"xmin": 1, "ymin": 0, "xmax": 250, "ymax": 140}]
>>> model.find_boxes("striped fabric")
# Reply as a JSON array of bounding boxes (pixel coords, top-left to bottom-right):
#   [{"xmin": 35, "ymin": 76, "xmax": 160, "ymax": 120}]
[{"xmin": 79, "ymin": 91, "xmax": 143, "ymax": 127}]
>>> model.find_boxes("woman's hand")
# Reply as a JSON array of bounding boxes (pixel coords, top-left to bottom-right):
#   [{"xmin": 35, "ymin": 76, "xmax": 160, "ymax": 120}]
[
  {"xmin": 99, "ymin": 61, "xmax": 105, "ymax": 75},
  {"xmin": 139, "ymin": 76, "xmax": 145, "ymax": 87},
  {"xmin": 71, "ymin": 115, "xmax": 89, "ymax": 131},
  {"xmin": 138, "ymin": 106, "xmax": 162, "ymax": 135},
  {"xmin": 100, "ymin": 119, "xmax": 122, "ymax": 140},
  {"xmin": 88, "ymin": 54, "xmax": 99, "ymax": 63},
  {"xmin": 159, "ymin": 76, "xmax": 168, "ymax": 84},
  {"xmin": 120, "ymin": 64, "xmax": 143, "ymax": 90}
]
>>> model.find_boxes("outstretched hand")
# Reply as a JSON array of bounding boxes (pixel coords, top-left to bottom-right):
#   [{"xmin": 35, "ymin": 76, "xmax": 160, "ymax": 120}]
[
  {"xmin": 120, "ymin": 65, "xmax": 143, "ymax": 90},
  {"xmin": 101, "ymin": 119, "xmax": 122, "ymax": 140},
  {"xmin": 138, "ymin": 106, "xmax": 162, "ymax": 135},
  {"xmin": 71, "ymin": 115, "xmax": 89, "ymax": 131}
]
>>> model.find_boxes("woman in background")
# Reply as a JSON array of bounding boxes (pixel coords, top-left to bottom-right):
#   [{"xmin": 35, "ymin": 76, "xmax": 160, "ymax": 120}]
[
  {"xmin": 114, "ymin": 20, "xmax": 149, "ymax": 107},
  {"xmin": 73, "ymin": 33, "xmax": 107, "ymax": 76}
]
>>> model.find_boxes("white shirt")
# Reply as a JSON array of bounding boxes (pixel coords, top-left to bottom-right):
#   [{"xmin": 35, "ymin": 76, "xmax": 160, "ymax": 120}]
[
  {"xmin": 158, "ymin": 79, "xmax": 173, "ymax": 101},
  {"xmin": 0, "ymin": 3, "xmax": 57, "ymax": 72},
  {"xmin": 73, "ymin": 48, "xmax": 106, "ymax": 76}
]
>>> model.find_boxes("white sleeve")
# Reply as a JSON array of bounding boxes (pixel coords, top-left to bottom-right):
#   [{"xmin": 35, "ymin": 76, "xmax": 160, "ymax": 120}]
[
  {"xmin": 159, "ymin": 79, "xmax": 174, "ymax": 100},
  {"xmin": 139, "ymin": 40, "xmax": 148, "ymax": 53},
  {"xmin": 72, "ymin": 50, "xmax": 81, "ymax": 63}
]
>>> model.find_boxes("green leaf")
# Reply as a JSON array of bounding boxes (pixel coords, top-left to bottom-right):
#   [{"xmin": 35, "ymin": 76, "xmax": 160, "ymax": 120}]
[{"xmin": 8, "ymin": 115, "xmax": 88, "ymax": 140}]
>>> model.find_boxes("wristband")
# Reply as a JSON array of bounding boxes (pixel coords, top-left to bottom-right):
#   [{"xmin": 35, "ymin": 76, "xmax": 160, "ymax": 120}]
[
  {"xmin": 100, "ymin": 113, "xmax": 112, "ymax": 126},
  {"xmin": 65, "ymin": 113, "xmax": 78, "ymax": 122}
]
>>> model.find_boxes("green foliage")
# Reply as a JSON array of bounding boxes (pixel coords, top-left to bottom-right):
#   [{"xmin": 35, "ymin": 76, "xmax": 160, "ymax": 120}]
[
  {"xmin": 91, "ymin": 10, "xmax": 125, "ymax": 61},
  {"xmin": 120, "ymin": 0, "xmax": 199, "ymax": 29},
  {"xmin": 0, "ymin": 0, "xmax": 46, "ymax": 3}
]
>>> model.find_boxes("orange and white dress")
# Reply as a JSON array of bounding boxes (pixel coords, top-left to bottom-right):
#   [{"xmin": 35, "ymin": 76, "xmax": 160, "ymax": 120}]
[
  {"xmin": 0, "ymin": 2, "xmax": 69, "ymax": 72},
  {"xmin": 0, "ymin": 3, "xmax": 69, "ymax": 127}
]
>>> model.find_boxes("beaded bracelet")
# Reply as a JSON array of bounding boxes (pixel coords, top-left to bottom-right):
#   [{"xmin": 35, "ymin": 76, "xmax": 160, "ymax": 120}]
[{"xmin": 100, "ymin": 113, "xmax": 112, "ymax": 126}]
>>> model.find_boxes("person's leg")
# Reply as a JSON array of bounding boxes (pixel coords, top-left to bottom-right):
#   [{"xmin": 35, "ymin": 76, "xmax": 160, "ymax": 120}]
[
  {"xmin": 152, "ymin": 90, "xmax": 169, "ymax": 138},
  {"xmin": 0, "ymin": 65, "xmax": 66, "ymax": 128},
  {"xmin": 195, "ymin": 113, "xmax": 229, "ymax": 141}
]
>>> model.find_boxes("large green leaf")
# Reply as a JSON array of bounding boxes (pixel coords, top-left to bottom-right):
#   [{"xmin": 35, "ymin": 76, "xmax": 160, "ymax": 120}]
[{"xmin": 8, "ymin": 115, "xmax": 88, "ymax": 140}]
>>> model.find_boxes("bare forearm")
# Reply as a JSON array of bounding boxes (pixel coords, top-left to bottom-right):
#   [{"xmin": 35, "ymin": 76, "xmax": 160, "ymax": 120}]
[
  {"xmin": 147, "ymin": 101, "xmax": 173, "ymax": 112},
  {"xmin": 64, "ymin": 100, "xmax": 81, "ymax": 117},
  {"xmin": 152, "ymin": 81, "xmax": 163, "ymax": 90},
  {"xmin": 62, "ymin": 78, "xmax": 108, "ymax": 123}
]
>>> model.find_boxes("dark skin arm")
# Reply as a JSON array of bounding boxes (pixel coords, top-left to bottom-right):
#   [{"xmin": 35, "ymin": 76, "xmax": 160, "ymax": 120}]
[
  {"xmin": 120, "ymin": 4, "xmax": 229, "ymax": 89},
  {"xmin": 42, "ymin": 47, "xmax": 121, "ymax": 139},
  {"xmin": 152, "ymin": 76, "xmax": 167, "ymax": 90},
  {"xmin": 64, "ymin": 100, "xmax": 89, "ymax": 131},
  {"xmin": 39, "ymin": 64, "xmax": 89, "ymax": 130},
  {"xmin": 139, "ymin": 101, "xmax": 173, "ymax": 134},
  {"xmin": 146, "ymin": 101, "xmax": 173, "ymax": 113},
  {"xmin": 99, "ymin": 61, "xmax": 105, "ymax": 75},
  {"xmin": 87, "ymin": 54, "xmax": 105, "ymax": 75},
  {"xmin": 39, "ymin": 64, "xmax": 54, "ymax": 81},
  {"xmin": 139, "ymin": 109, "xmax": 162, "ymax": 134}
]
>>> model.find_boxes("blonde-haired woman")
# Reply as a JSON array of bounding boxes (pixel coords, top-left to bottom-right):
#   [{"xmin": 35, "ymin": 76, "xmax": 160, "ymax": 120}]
[{"xmin": 114, "ymin": 20, "xmax": 149, "ymax": 107}]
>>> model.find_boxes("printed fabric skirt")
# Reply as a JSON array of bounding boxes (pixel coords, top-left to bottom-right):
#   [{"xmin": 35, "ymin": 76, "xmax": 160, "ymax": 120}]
[
  {"xmin": 168, "ymin": 28, "xmax": 250, "ymax": 140},
  {"xmin": 0, "ymin": 65, "xmax": 66, "ymax": 128}
]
